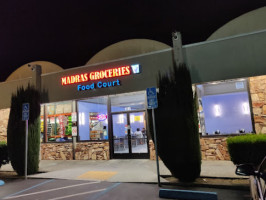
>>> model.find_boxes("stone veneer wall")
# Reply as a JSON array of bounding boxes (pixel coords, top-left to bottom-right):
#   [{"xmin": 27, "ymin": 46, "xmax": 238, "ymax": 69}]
[
  {"xmin": 249, "ymin": 75, "xmax": 266, "ymax": 134},
  {"xmin": 42, "ymin": 138, "xmax": 230, "ymax": 161},
  {"xmin": 41, "ymin": 142, "xmax": 109, "ymax": 160},
  {"xmin": 0, "ymin": 108, "xmax": 10, "ymax": 142},
  {"xmin": 149, "ymin": 137, "xmax": 230, "ymax": 161},
  {"xmin": 200, "ymin": 137, "xmax": 230, "ymax": 160},
  {"xmin": 75, "ymin": 142, "xmax": 109, "ymax": 160},
  {"xmin": 149, "ymin": 140, "xmax": 159, "ymax": 160},
  {"xmin": 41, "ymin": 143, "xmax": 73, "ymax": 160}
]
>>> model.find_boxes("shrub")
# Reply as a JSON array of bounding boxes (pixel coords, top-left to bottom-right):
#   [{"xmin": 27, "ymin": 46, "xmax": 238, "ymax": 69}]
[
  {"xmin": 7, "ymin": 85, "xmax": 40, "ymax": 175},
  {"xmin": 0, "ymin": 141, "xmax": 9, "ymax": 168},
  {"xmin": 150, "ymin": 63, "xmax": 201, "ymax": 182},
  {"xmin": 227, "ymin": 134, "xmax": 266, "ymax": 166}
]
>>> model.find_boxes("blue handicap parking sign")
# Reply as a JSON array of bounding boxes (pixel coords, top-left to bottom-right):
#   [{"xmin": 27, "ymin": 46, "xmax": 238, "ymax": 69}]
[
  {"xmin": 22, "ymin": 103, "xmax": 29, "ymax": 121},
  {"xmin": 22, "ymin": 103, "xmax": 29, "ymax": 112},
  {"xmin": 146, "ymin": 87, "xmax": 158, "ymax": 109}
]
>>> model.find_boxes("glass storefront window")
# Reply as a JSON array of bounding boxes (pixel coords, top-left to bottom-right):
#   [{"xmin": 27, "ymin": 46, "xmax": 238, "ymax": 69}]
[
  {"xmin": 197, "ymin": 79, "xmax": 253, "ymax": 135},
  {"xmin": 41, "ymin": 101, "xmax": 74, "ymax": 142},
  {"xmin": 77, "ymin": 96, "xmax": 108, "ymax": 141},
  {"xmin": 110, "ymin": 91, "xmax": 146, "ymax": 112}
]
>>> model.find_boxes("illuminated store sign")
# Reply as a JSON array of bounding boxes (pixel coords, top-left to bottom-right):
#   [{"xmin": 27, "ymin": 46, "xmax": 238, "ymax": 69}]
[
  {"xmin": 61, "ymin": 65, "xmax": 139, "ymax": 86},
  {"xmin": 61, "ymin": 64, "xmax": 141, "ymax": 91},
  {"xmin": 97, "ymin": 114, "xmax": 107, "ymax": 121},
  {"xmin": 77, "ymin": 79, "xmax": 120, "ymax": 91}
]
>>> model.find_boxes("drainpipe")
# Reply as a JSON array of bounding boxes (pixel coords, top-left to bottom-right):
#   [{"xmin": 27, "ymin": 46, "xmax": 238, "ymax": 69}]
[
  {"xmin": 172, "ymin": 31, "xmax": 184, "ymax": 65},
  {"xmin": 29, "ymin": 64, "xmax": 42, "ymax": 91}
]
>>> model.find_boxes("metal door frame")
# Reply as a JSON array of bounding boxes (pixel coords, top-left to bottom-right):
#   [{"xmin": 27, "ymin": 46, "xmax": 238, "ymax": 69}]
[{"xmin": 110, "ymin": 110, "xmax": 149, "ymax": 159}]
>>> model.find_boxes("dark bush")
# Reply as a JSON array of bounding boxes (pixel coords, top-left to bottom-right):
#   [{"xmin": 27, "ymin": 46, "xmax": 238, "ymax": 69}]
[
  {"xmin": 7, "ymin": 85, "xmax": 40, "ymax": 175},
  {"xmin": 0, "ymin": 141, "xmax": 9, "ymax": 168},
  {"xmin": 150, "ymin": 63, "xmax": 201, "ymax": 182},
  {"xmin": 227, "ymin": 134, "xmax": 266, "ymax": 166}
]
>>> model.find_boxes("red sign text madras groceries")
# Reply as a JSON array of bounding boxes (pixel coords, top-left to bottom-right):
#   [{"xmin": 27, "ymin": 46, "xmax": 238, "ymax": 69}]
[
  {"xmin": 61, "ymin": 65, "xmax": 131, "ymax": 86},
  {"xmin": 61, "ymin": 64, "xmax": 141, "ymax": 91}
]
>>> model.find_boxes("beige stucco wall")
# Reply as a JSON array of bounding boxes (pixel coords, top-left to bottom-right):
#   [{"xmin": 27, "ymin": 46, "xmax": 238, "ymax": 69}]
[
  {"xmin": 86, "ymin": 39, "xmax": 171, "ymax": 65},
  {"xmin": 6, "ymin": 61, "xmax": 63, "ymax": 82},
  {"xmin": 207, "ymin": 7, "xmax": 266, "ymax": 41},
  {"xmin": 0, "ymin": 78, "xmax": 32, "ymax": 109},
  {"xmin": 41, "ymin": 49, "xmax": 173, "ymax": 104}
]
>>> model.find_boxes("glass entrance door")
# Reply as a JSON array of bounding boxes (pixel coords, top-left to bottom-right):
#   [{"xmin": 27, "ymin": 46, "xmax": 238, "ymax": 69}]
[
  {"xmin": 112, "ymin": 111, "xmax": 148, "ymax": 158},
  {"xmin": 112, "ymin": 113, "xmax": 129, "ymax": 154}
]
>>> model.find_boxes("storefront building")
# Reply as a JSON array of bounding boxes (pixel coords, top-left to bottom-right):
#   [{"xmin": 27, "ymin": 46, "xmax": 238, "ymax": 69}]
[
  {"xmin": 38, "ymin": 45, "xmax": 174, "ymax": 160},
  {"xmin": 1, "ymin": 8, "xmax": 266, "ymax": 161}
]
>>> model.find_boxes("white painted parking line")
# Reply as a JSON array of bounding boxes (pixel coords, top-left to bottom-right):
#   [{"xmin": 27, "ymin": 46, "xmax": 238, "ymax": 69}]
[
  {"xmin": 2, "ymin": 179, "xmax": 55, "ymax": 199},
  {"xmin": 90, "ymin": 182, "xmax": 121, "ymax": 200},
  {"xmin": 3, "ymin": 181, "xmax": 100, "ymax": 199},
  {"xmin": 48, "ymin": 188, "xmax": 106, "ymax": 200}
]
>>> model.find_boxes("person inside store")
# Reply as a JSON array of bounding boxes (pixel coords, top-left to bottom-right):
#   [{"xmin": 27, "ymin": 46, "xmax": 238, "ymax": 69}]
[
  {"xmin": 141, "ymin": 128, "xmax": 146, "ymax": 137},
  {"xmin": 56, "ymin": 135, "xmax": 68, "ymax": 142},
  {"xmin": 141, "ymin": 127, "xmax": 146, "ymax": 143},
  {"xmin": 134, "ymin": 128, "xmax": 143, "ymax": 144}
]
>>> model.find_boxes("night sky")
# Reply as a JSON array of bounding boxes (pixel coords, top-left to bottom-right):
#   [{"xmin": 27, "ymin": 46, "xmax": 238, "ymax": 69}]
[{"xmin": 0, "ymin": 0, "xmax": 265, "ymax": 81}]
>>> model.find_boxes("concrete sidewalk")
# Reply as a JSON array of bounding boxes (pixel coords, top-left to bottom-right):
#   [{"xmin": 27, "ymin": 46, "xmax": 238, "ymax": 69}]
[{"xmin": 0, "ymin": 160, "xmax": 245, "ymax": 183}]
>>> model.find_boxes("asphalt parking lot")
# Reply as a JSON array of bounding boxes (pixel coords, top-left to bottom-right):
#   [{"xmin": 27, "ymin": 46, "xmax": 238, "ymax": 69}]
[
  {"xmin": 0, "ymin": 160, "xmax": 251, "ymax": 200},
  {"xmin": 0, "ymin": 178, "xmax": 250, "ymax": 200},
  {"xmin": 0, "ymin": 179, "xmax": 163, "ymax": 200}
]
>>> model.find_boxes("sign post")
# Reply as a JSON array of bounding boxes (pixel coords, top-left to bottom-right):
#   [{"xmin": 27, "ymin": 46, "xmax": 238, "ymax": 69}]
[
  {"xmin": 22, "ymin": 103, "xmax": 29, "ymax": 180},
  {"xmin": 72, "ymin": 112, "xmax": 77, "ymax": 160},
  {"xmin": 146, "ymin": 87, "xmax": 161, "ymax": 187}
]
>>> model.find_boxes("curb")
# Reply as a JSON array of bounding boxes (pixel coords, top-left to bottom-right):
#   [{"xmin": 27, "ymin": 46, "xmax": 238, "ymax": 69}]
[
  {"xmin": 159, "ymin": 189, "xmax": 218, "ymax": 200},
  {"xmin": 161, "ymin": 181, "xmax": 249, "ymax": 191},
  {"xmin": 161, "ymin": 176, "xmax": 250, "ymax": 191}
]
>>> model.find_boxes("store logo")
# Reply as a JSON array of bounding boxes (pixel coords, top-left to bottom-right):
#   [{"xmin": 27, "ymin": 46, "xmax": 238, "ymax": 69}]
[
  {"xmin": 131, "ymin": 64, "xmax": 141, "ymax": 74},
  {"xmin": 97, "ymin": 114, "xmax": 107, "ymax": 121}
]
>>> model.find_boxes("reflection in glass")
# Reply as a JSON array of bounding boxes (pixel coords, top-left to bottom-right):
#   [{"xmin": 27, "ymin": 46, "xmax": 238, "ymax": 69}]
[{"xmin": 111, "ymin": 91, "xmax": 146, "ymax": 112}]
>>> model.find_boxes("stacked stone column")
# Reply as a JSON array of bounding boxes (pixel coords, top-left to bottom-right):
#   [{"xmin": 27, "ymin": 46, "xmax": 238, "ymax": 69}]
[
  {"xmin": 249, "ymin": 75, "xmax": 266, "ymax": 134},
  {"xmin": 0, "ymin": 108, "xmax": 10, "ymax": 142}
]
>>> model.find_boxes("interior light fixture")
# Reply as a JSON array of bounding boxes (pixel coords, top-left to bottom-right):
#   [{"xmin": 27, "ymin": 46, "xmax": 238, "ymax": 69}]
[
  {"xmin": 242, "ymin": 102, "xmax": 250, "ymax": 115},
  {"xmin": 130, "ymin": 115, "xmax": 135, "ymax": 123},
  {"xmin": 118, "ymin": 114, "xmax": 124, "ymax": 124},
  {"xmin": 125, "ymin": 107, "xmax": 131, "ymax": 111},
  {"xmin": 214, "ymin": 104, "xmax": 221, "ymax": 117},
  {"xmin": 140, "ymin": 115, "xmax": 144, "ymax": 123},
  {"xmin": 79, "ymin": 112, "xmax": 85, "ymax": 125}
]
